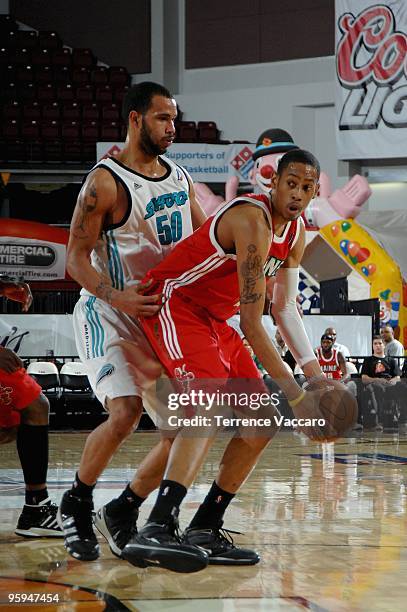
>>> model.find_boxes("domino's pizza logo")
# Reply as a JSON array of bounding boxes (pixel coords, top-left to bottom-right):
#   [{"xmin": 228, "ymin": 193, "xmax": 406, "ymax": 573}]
[{"xmin": 230, "ymin": 146, "xmax": 254, "ymax": 180}]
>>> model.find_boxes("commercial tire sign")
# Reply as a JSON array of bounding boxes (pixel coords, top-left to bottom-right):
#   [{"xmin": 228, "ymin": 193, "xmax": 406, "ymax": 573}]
[
  {"xmin": 0, "ymin": 237, "xmax": 66, "ymax": 279},
  {"xmin": 0, "ymin": 220, "xmax": 69, "ymax": 280},
  {"xmin": 335, "ymin": 1, "xmax": 407, "ymax": 159}
]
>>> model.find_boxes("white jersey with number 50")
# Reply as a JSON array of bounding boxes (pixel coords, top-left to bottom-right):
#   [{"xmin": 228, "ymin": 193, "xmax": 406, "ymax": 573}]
[{"xmin": 80, "ymin": 155, "xmax": 193, "ymax": 296}]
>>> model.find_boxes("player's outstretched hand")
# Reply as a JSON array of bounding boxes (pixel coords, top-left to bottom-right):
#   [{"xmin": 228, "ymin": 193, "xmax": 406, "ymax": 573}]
[
  {"xmin": 115, "ymin": 279, "xmax": 162, "ymax": 318},
  {"xmin": 3, "ymin": 281, "xmax": 33, "ymax": 312},
  {"xmin": 0, "ymin": 347, "xmax": 24, "ymax": 373}
]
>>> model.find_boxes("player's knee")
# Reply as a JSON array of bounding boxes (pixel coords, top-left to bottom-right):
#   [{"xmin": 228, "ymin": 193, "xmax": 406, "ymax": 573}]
[
  {"xmin": 21, "ymin": 393, "xmax": 49, "ymax": 425},
  {"xmin": 107, "ymin": 399, "xmax": 143, "ymax": 439}
]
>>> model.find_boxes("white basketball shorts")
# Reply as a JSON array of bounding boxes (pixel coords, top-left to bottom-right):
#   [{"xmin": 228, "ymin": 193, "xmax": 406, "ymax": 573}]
[{"xmin": 73, "ymin": 295, "xmax": 175, "ymax": 430}]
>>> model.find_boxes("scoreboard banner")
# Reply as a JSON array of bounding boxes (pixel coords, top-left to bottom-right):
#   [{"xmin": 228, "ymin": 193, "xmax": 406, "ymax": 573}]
[
  {"xmin": 335, "ymin": 0, "xmax": 407, "ymax": 159},
  {"xmin": 97, "ymin": 142, "xmax": 256, "ymax": 182}
]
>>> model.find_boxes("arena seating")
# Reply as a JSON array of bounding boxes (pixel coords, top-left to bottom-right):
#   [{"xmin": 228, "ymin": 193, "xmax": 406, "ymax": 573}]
[{"xmin": 0, "ymin": 16, "xmax": 130, "ymax": 164}]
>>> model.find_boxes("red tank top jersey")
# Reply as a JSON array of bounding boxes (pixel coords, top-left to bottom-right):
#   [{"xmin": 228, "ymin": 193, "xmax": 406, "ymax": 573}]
[
  {"xmin": 145, "ymin": 194, "xmax": 302, "ymax": 321},
  {"xmin": 316, "ymin": 347, "xmax": 342, "ymax": 380}
]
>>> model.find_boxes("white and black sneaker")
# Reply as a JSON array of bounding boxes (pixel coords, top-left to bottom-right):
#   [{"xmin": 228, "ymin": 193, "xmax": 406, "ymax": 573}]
[
  {"xmin": 57, "ymin": 491, "xmax": 99, "ymax": 561},
  {"xmin": 182, "ymin": 521, "xmax": 260, "ymax": 565},
  {"xmin": 122, "ymin": 516, "xmax": 209, "ymax": 573},
  {"xmin": 94, "ymin": 505, "xmax": 139, "ymax": 558},
  {"xmin": 15, "ymin": 498, "xmax": 62, "ymax": 538}
]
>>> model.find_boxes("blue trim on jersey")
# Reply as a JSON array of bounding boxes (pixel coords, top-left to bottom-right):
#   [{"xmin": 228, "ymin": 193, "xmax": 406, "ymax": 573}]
[
  {"xmin": 109, "ymin": 232, "xmax": 124, "ymax": 290},
  {"xmin": 105, "ymin": 235, "xmax": 118, "ymax": 289},
  {"xmin": 85, "ymin": 297, "xmax": 105, "ymax": 357},
  {"xmin": 105, "ymin": 232, "xmax": 124, "ymax": 291}
]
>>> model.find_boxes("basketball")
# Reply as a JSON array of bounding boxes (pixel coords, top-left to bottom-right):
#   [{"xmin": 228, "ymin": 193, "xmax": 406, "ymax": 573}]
[{"xmin": 316, "ymin": 380, "xmax": 357, "ymax": 441}]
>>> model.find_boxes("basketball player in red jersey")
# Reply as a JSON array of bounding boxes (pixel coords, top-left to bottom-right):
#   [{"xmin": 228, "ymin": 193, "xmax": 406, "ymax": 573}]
[
  {"xmin": 122, "ymin": 149, "xmax": 335, "ymax": 572},
  {"xmin": 315, "ymin": 334, "xmax": 347, "ymax": 380},
  {"xmin": 0, "ymin": 277, "xmax": 62, "ymax": 537}
]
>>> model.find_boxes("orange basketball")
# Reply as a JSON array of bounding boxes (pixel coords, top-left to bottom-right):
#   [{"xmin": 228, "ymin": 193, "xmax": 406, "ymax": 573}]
[{"xmin": 315, "ymin": 380, "xmax": 358, "ymax": 441}]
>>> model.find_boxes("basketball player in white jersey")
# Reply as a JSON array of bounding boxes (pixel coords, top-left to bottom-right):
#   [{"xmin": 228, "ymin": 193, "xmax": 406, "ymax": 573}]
[{"xmin": 58, "ymin": 82, "xmax": 206, "ymax": 561}]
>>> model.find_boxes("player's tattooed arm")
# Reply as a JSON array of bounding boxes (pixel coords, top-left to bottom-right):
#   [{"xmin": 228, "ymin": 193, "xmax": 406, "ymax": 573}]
[
  {"xmin": 240, "ymin": 244, "xmax": 263, "ymax": 304},
  {"xmin": 94, "ymin": 281, "xmax": 114, "ymax": 304},
  {"xmin": 67, "ymin": 169, "xmax": 118, "ymax": 297},
  {"xmin": 72, "ymin": 182, "xmax": 98, "ymax": 239}
]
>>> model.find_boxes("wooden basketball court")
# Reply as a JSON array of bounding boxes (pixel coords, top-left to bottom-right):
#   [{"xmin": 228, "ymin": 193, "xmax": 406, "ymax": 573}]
[{"xmin": 1, "ymin": 431, "xmax": 407, "ymax": 610}]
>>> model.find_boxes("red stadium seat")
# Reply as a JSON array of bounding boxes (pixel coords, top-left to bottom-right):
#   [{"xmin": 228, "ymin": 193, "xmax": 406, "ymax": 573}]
[
  {"xmin": 19, "ymin": 82, "xmax": 37, "ymax": 101},
  {"xmin": 11, "ymin": 47, "xmax": 32, "ymax": 65},
  {"xmin": 31, "ymin": 48, "xmax": 51, "ymax": 66},
  {"xmin": 108, "ymin": 66, "xmax": 130, "ymax": 87},
  {"xmin": 81, "ymin": 121, "xmax": 99, "ymax": 142},
  {"xmin": 44, "ymin": 140, "xmax": 63, "ymax": 162},
  {"xmin": 82, "ymin": 103, "xmax": 99, "ymax": 121},
  {"xmin": 2, "ymin": 119, "xmax": 19, "ymax": 140},
  {"xmin": 100, "ymin": 121, "xmax": 121, "ymax": 141},
  {"xmin": 57, "ymin": 84, "xmax": 75, "ymax": 101},
  {"xmin": 2, "ymin": 100, "xmax": 21, "ymax": 120},
  {"xmin": 62, "ymin": 102, "xmax": 81, "ymax": 121},
  {"xmin": 72, "ymin": 48, "xmax": 95, "ymax": 68},
  {"xmin": 22, "ymin": 101, "xmax": 41, "ymax": 121},
  {"xmin": 197, "ymin": 121, "xmax": 219, "ymax": 143},
  {"xmin": 53, "ymin": 65, "xmax": 71, "ymax": 84},
  {"xmin": 95, "ymin": 85, "xmax": 113, "ymax": 104},
  {"xmin": 34, "ymin": 65, "xmax": 53, "ymax": 84},
  {"xmin": 41, "ymin": 120, "xmax": 60, "ymax": 141},
  {"xmin": 113, "ymin": 85, "xmax": 129, "ymax": 104},
  {"xmin": 42, "ymin": 102, "xmax": 60, "ymax": 120},
  {"xmin": 21, "ymin": 120, "xmax": 40, "ymax": 140},
  {"xmin": 61, "ymin": 121, "xmax": 81, "ymax": 141},
  {"xmin": 38, "ymin": 31, "xmax": 61, "ymax": 50},
  {"xmin": 72, "ymin": 66, "xmax": 89, "ymax": 85},
  {"xmin": 63, "ymin": 141, "xmax": 82, "ymax": 163},
  {"xmin": 51, "ymin": 48, "xmax": 72, "ymax": 68},
  {"xmin": 176, "ymin": 121, "xmax": 197, "ymax": 142},
  {"xmin": 12, "ymin": 30, "xmax": 38, "ymax": 49},
  {"xmin": 90, "ymin": 66, "xmax": 108, "ymax": 85},
  {"xmin": 16, "ymin": 64, "xmax": 34, "ymax": 83},
  {"xmin": 101, "ymin": 103, "xmax": 120, "ymax": 122},
  {"xmin": 37, "ymin": 83, "xmax": 55, "ymax": 102},
  {"xmin": 76, "ymin": 84, "xmax": 94, "ymax": 103}
]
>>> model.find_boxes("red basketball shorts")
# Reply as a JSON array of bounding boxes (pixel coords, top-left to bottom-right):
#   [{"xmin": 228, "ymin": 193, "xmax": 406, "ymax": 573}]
[
  {"xmin": 0, "ymin": 368, "xmax": 42, "ymax": 428},
  {"xmin": 141, "ymin": 288, "xmax": 263, "ymax": 385}
]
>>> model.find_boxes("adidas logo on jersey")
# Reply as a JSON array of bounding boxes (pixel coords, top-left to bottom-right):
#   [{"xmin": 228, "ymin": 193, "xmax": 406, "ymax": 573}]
[{"xmin": 133, "ymin": 182, "xmax": 142, "ymax": 191}]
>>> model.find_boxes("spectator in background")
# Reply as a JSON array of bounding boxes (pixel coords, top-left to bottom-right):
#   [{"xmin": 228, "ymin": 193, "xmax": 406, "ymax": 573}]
[
  {"xmin": 361, "ymin": 335, "xmax": 401, "ymax": 430},
  {"xmin": 315, "ymin": 334, "xmax": 347, "ymax": 380},
  {"xmin": 380, "ymin": 325, "xmax": 404, "ymax": 370},
  {"xmin": 324, "ymin": 327, "xmax": 350, "ymax": 358}
]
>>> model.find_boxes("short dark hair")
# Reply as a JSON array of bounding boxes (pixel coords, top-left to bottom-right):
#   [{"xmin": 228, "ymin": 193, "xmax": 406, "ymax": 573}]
[
  {"xmin": 122, "ymin": 81, "xmax": 173, "ymax": 124},
  {"xmin": 277, "ymin": 149, "xmax": 320, "ymax": 178},
  {"xmin": 373, "ymin": 335, "xmax": 383, "ymax": 342}
]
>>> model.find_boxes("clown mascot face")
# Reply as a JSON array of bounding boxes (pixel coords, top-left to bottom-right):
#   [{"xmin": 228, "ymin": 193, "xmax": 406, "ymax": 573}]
[{"xmin": 195, "ymin": 128, "xmax": 371, "ymax": 229}]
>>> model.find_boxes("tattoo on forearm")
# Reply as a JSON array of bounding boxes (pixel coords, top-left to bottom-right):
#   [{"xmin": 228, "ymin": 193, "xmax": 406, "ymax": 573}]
[
  {"xmin": 72, "ymin": 183, "xmax": 98, "ymax": 239},
  {"xmin": 95, "ymin": 282, "xmax": 114, "ymax": 304},
  {"xmin": 240, "ymin": 244, "xmax": 264, "ymax": 304}
]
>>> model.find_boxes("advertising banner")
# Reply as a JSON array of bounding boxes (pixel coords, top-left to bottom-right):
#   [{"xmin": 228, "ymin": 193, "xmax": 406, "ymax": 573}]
[
  {"xmin": 335, "ymin": 0, "xmax": 407, "ymax": 159},
  {"xmin": 0, "ymin": 314, "xmax": 77, "ymax": 356},
  {"xmin": 97, "ymin": 142, "xmax": 256, "ymax": 182}
]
